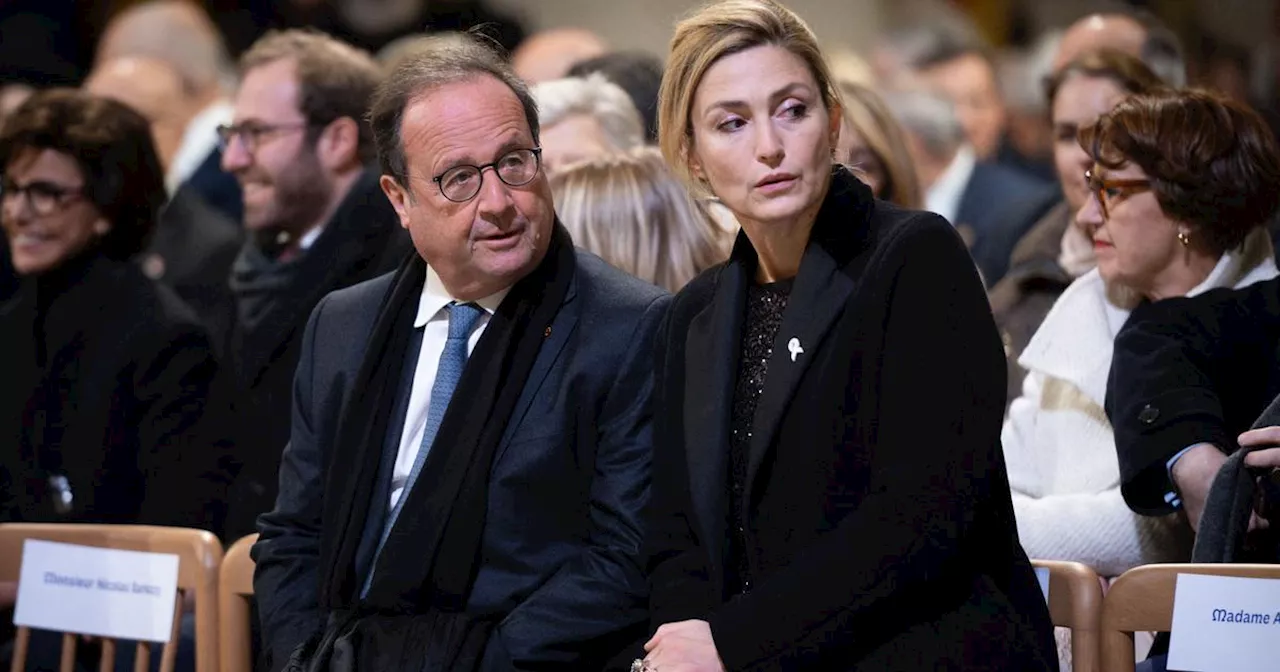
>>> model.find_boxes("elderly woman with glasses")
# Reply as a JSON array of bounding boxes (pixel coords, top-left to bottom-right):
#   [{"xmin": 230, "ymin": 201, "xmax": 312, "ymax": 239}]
[
  {"xmin": 0, "ymin": 90, "xmax": 234, "ymax": 536},
  {"xmin": 1001, "ymin": 88, "xmax": 1279, "ymax": 583}
]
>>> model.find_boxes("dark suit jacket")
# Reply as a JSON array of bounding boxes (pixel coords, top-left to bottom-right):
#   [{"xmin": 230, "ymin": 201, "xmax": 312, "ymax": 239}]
[
  {"xmin": 225, "ymin": 169, "xmax": 412, "ymax": 539},
  {"xmin": 252, "ymin": 251, "xmax": 670, "ymax": 671},
  {"xmin": 647, "ymin": 173, "xmax": 1057, "ymax": 671},
  {"xmin": 0, "ymin": 255, "xmax": 235, "ymax": 532},
  {"xmin": 955, "ymin": 161, "xmax": 1058, "ymax": 287},
  {"xmin": 141, "ymin": 187, "xmax": 243, "ymax": 356},
  {"xmin": 1107, "ymin": 277, "xmax": 1280, "ymax": 516},
  {"xmin": 0, "ymin": 237, "xmax": 13, "ymax": 301},
  {"xmin": 183, "ymin": 148, "xmax": 243, "ymax": 225}
]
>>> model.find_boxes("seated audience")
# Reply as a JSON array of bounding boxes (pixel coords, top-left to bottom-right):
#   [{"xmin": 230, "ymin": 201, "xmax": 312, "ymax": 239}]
[
  {"xmin": 219, "ymin": 30, "xmax": 411, "ymax": 540},
  {"xmin": 641, "ymin": 1, "xmax": 1055, "ymax": 669},
  {"xmin": 835, "ymin": 80, "xmax": 922, "ymax": 208},
  {"xmin": 567, "ymin": 51, "xmax": 664, "ymax": 142},
  {"xmin": 990, "ymin": 49, "xmax": 1166, "ymax": 407},
  {"xmin": 884, "ymin": 86, "xmax": 1057, "ymax": 285},
  {"xmin": 0, "ymin": 90, "xmax": 234, "ymax": 533},
  {"xmin": 531, "ymin": 73, "xmax": 645, "ymax": 174},
  {"xmin": 550, "ymin": 146, "xmax": 729, "ymax": 292},
  {"xmin": 1003, "ymin": 88, "xmax": 1280, "ymax": 580}
]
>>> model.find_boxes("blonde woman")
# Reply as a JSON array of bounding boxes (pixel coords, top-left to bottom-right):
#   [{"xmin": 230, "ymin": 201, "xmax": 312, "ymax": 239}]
[
  {"xmin": 836, "ymin": 79, "xmax": 923, "ymax": 208},
  {"xmin": 551, "ymin": 147, "xmax": 729, "ymax": 292}
]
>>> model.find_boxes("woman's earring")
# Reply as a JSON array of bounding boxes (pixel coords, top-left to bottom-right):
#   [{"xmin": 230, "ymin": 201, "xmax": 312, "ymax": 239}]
[{"xmin": 1177, "ymin": 230, "xmax": 1191, "ymax": 247}]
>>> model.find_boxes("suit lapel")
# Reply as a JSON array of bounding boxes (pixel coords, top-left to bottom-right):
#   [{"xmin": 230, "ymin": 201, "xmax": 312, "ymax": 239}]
[
  {"xmin": 683, "ymin": 260, "xmax": 745, "ymax": 570},
  {"xmin": 743, "ymin": 242, "xmax": 854, "ymax": 495},
  {"xmin": 492, "ymin": 279, "xmax": 579, "ymax": 467}
]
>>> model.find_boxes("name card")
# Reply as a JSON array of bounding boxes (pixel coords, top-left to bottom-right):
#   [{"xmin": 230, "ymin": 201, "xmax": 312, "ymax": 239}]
[
  {"xmin": 13, "ymin": 540, "xmax": 180, "ymax": 643},
  {"xmin": 1168, "ymin": 573, "xmax": 1280, "ymax": 672},
  {"xmin": 1034, "ymin": 567, "xmax": 1050, "ymax": 605}
]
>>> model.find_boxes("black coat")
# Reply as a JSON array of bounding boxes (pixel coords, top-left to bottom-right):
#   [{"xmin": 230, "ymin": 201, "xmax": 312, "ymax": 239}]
[
  {"xmin": 141, "ymin": 187, "xmax": 243, "ymax": 356},
  {"xmin": 225, "ymin": 168, "xmax": 412, "ymax": 539},
  {"xmin": 0, "ymin": 255, "xmax": 235, "ymax": 532},
  {"xmin": 1107, "ymin": 276, "xmax": 1280, "ymax": 516},
  {"xmin": 646, "ymin": 171, "xmax": 1057, "ymax": 671}
]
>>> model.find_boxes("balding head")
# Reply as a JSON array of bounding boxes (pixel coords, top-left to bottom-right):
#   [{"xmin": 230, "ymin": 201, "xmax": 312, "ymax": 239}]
[
  {"xmin": 512, "ymin": 28, "xmax": 608, "ymax": 84},
  {"xmin": 96, "ymin": 0, "xmax": 234, "ymax": 101},
  {"xmin": 85, "ymin": 57, "xmax": 191, "ymax": 170},
  {"xmin": 1053, "ymin": 14, "xmax": 1145, "ymax": 72}
]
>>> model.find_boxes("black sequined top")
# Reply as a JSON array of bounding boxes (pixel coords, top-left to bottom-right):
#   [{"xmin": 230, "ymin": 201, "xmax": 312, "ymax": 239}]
[{"xmin": 726, "ymin": 279, "xmax": 792, "ymax": 596}]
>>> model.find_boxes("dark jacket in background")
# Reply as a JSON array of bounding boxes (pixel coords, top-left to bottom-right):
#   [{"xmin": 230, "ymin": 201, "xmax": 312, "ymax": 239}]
[
  {"xmin": 1106, "ymin": 277, "xmax": 1280, "ymax": 517},
  {"xmin": 0, "ymin": 238, "xmax": 14, "ymax": 301},
  {"xmin": 0, "ymin": 255, "xmax": 235, "ymax": 534},
  {"xmin": 646, "ymin": 170, "xmax": 1057, "ymax": 671},
  {"xmin": 182, "ymin": 149, "xmax": 244, "ymax": 226},
  {"xmin": 141, "ymin": 187, "xmax": 244, "ymax": 356},
  {"xmin": 225, "ymin": 167, "xmax": 412, "ymax": 539},
  {"xmin": 989, "ymin": 200, "xmax": 1076, "ymax": 408},
  {"xmin": 956, "ymin": 162, "xmax": 1059, "ymax": 287}
]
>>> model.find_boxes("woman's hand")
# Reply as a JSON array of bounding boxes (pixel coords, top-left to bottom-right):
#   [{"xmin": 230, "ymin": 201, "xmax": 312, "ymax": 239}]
[
  {"xmin": 1240, "ymin": 427, "xmax": 1280, "ymax": 468},
  {"xmin": 643, "ymin": 620, "xmax": 726, "ymax": 672}
]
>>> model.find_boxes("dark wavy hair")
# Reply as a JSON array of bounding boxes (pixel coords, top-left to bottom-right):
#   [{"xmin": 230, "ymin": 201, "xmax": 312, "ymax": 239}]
[
  {"xmin": 1079, "ymin": 88, "xmax": 1280, "ymax": 255},
  {"xmin": 0, "ymin": 88, "xmax": 165, "ymax": 259}
]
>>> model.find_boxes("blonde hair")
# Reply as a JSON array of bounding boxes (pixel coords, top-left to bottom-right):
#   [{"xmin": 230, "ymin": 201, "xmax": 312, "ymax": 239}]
[
  {"xmin": 551, "ymin": 147, "xmax": 731, "ymax": 292},
  {"xmin": 658, "ymin": 0, "xmax": 843, "ymax": 198},
  {"xmin": 532, "ymin": 73, "xmax": 645, "ymax": 151},
  {"xmin": 837, "ymin": 80, "xmax": 923, "ymax": 208}
]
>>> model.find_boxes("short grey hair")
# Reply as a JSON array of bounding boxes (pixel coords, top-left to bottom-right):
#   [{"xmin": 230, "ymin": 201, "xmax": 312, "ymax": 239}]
[
  {"xmin": 368, "ymin": 33, "xmax": 540, "ymax": 187},
  {"xmin": 96, "ymin": 0, "xmax": 237, "ymax": 96},
  {"xmin": 531, "ymin": 73, "xmax": 644, "ymax": 152},
  {"xmin": 881, "ymin": 87, "xmax": 965, "ymax": 160}
]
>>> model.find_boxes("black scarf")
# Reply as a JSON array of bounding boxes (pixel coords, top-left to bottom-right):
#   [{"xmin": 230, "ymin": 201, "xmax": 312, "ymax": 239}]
[{"xmin": 298, "ymin": 224, "xmax": 575, "ymax": 670}]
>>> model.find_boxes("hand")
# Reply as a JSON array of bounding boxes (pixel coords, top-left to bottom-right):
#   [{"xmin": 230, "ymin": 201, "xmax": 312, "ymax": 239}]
[
  {"xmin": 643, "ymin": 620, "xmax": 726, "ymax": 672},
  {"xmin": 1240, "ymin": 427, "xmax": 1280, "ymax": 468},
  {"xmin": 1171, "ymin": 443, "xmax": 1228, "ymax": 533}
]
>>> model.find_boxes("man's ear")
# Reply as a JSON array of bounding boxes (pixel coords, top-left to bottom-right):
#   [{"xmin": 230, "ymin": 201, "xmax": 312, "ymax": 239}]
[
  {"xmin": 315, "ymin": 117, "xmax": 361, "ymax": 171},
  {"xmin": 380, "ymin": 174, "xmax": 412, "ymax": 231}
]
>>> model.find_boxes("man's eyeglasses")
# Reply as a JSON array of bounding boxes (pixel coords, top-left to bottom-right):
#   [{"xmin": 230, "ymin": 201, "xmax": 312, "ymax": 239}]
[
  {"xmin": 433, "ymin": 148, "xmax": 543, "ymax": 203},
  {"xmin": 1085, "ymin": 168, "xmax": 1151, "ymax": 220},
  {"xmin": 216, "ymin": 122, "xmax": 312, "ymax": 154},
  {"xmin": 0, "ymin": 179, "xmax": 85, "ymax": 217}
]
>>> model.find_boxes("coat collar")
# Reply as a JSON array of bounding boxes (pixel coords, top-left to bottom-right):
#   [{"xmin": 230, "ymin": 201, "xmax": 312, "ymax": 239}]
[{"xmin": 681, "ymin": 168, "xmax": 876, "ymax": 563}]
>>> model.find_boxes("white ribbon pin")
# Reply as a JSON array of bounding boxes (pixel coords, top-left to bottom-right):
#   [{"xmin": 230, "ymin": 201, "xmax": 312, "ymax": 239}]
[{"xmin": 787, "ymin": 337, "xmax": 804, "ymax": 362}]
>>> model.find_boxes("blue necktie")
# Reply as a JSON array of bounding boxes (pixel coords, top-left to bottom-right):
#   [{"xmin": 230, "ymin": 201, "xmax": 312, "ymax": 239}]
[{"xmin": 362, "ymin": 301, "xmax": 485, "ymax": 595}]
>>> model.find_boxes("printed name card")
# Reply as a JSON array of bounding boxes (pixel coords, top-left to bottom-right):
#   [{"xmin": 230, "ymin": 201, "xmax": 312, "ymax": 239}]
[
  {"xmin": 1167, "ymin": 573, "xmax": 1280, "ymax": 672},
  {"xmin": 13, "ymin": 539, "xmax": 180, "ymax": 643}
]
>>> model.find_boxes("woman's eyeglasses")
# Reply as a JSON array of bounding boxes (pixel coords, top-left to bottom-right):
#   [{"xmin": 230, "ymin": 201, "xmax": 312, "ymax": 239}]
[{"xmin": 1085, "ymin": 168, "xmax": 1151, "ymax": 219}]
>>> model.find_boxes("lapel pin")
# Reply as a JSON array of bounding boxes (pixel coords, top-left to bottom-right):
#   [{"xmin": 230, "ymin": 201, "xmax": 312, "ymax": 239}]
[{"xmin": 787, "ymin": 337, "xmax": 804, "ymax": 362}]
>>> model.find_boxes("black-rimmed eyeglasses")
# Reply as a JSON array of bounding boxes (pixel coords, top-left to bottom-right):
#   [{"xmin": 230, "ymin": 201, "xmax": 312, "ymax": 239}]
[
  {"xmin": 433, "ymin": 148, "xmax": 542, "ymax": 202},
  {"xmin": 216, "ymin": 122, "xmax": 312, "ymax": 154},
  {"xmin": 0, "ymin": 179, "xmax": 85, "ymax": 217}
]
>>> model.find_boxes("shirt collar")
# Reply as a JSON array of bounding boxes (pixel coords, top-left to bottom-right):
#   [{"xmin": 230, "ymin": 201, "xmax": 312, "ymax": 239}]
[
  {"xmin": 924, "ymin": 144, "xmax": 976, "ymax": 225},
  {"xmin": 167, "ymin": 100, "xmax": 234, "ymax": 194},
  {"xmin": 413, "ymin": 264, "xmax": 512, "ymax": 327}
]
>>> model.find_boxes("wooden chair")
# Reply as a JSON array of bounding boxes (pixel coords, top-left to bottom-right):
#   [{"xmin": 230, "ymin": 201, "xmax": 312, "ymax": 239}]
[
  {"xmin": 217, "ymin": 534, "xmax": 257, "ymax": 672},
  {"xmin": 0, "ymin": 524, "xmax": 222, "ymax": 672},
  {"xmin": 1101, "ymin": 563, "xmax": 1280, "ymax": 672},
  {"xmin": 1032, "ymin": 560, "xmax": 1103, "ymax": 672}
]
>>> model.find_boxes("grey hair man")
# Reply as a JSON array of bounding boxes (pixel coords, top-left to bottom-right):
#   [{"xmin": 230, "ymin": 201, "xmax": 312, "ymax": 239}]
[
  {"xmin": 1052, "ymin": 10, "xmax": 1187, "ymax": 87},
  {"xmin": 532, "ymin": 73, "xmax": 646, "ymax": 173},
  {"xmin": 252, "ymin": 33, "xmax": 668, "ymax": 672}
]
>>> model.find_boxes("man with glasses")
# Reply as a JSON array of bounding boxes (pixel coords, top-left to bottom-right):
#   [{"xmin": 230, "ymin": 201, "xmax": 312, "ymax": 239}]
[
  {"xmin": 252, "ymin": 34, "xmax": 668, "ymax": 671},
  {"xmin": 219, "ymin": 30, "xmax": 411, "ymax": 540}
]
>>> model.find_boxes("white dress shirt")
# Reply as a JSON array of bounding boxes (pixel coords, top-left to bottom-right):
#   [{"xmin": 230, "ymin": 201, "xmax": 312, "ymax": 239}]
[
  {"xmin": 167, "ymin": 101, "xmax": 234, "ymax": 194},
  {"xmin": 388, "ymin": 266, "xmax": 511, "ymax": 510},
  {"xmin": 924, "ymin": 144, "xmax": 976, "ymax": 226}
]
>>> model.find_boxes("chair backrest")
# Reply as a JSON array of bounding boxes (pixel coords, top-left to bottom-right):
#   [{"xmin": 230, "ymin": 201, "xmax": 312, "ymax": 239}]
[
  {"xmin": 218, "ymin": 534, "xmax": 258, "ymax": 672},
  {"xmin": 1032, "ymin": 560, "xmax": 1103, "ymax": 672},
  {"xmin": 0, "ymin": 523, "xmax": 222, "ymax": 672},
  {"xmin": 1101, "ymin": 563, "xmax": 1280, "ymax": 672}
]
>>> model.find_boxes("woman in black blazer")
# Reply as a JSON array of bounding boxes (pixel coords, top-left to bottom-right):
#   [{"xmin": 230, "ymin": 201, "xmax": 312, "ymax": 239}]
[
  {"xmin": 0, "ymin": 90, "xmax": 234, "ymax": 535},
  {"xmin": 637, "ymin": 2, "xmax": 1057, "ymax": 670}
]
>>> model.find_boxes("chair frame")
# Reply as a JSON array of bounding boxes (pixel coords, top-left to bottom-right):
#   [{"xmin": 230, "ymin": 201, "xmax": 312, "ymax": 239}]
[
  {"xmin": 217, "ymin": 534, "xmax": 257, "ymax": 672},
  {"xmin": 1032, "ymin": 559, "xmax": 1104, "ymax": 672},
  {"xmin": 1101, "ymin": 563, "xmax": 1280, "ymax": 672},
  {"xmin": 0, "ymin": 524, "xmax": 222, "ymax": 672}
]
